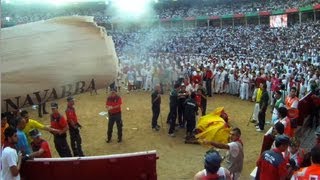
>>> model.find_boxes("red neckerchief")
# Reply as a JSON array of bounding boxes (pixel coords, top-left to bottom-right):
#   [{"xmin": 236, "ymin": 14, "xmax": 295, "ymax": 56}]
[
  {"xmin": 234, "ymin": 138, "xmax": 243, "ymax": 146},
  {"xmin": 2, "ymin": 140, "xmax": 16, "ymax": 149},
  {"xmin": 272, "ymin": 148, "xmax": 282, "ymax": 154}
]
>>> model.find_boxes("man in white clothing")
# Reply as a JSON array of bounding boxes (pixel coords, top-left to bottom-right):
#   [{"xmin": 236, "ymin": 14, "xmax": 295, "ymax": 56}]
[{"xmin": 1, "ymin": 126, "xmax": 22, "ymax": 180}]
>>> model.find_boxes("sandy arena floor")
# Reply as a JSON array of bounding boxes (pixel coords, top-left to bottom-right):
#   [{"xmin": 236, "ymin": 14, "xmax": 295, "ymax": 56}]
[{"xmin": 26, "ymin": 89, "xmax": 272, "ymax": 179}]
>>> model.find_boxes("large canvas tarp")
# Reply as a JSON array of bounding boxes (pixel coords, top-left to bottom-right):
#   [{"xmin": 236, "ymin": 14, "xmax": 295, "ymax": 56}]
[
  {"xmin": 0, "ymin": 16, "xmax": 118, "ymax": 111},
  {"xmin": 196, "ymin": 107, "xmax": 230, "ymax": 144}
]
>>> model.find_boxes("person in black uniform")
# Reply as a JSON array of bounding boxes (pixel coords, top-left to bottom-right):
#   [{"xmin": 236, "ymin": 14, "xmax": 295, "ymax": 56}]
[
  {"xmin": 151, "ymin": 85, "xmax": 161, "ymax": 131},
  {"xmin": 167, "ymin": 84, "xmax": 180, "ymax": 137},
  {"xmin": 197, "ymin": 84, "xmax": 208, "ymax": 116},
  {"xmin": 184, "ymin": 92, "xmax": 198, "ymax": 141},
  {"xmin": 177, "ymin": 84, "xmax": 188, "ymax": 128}
]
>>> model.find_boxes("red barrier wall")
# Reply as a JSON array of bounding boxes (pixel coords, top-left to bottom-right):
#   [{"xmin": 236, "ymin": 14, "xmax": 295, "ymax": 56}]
[{"xmin": 20, "ymin": 150, "xmax": 158, "ymax": 180}]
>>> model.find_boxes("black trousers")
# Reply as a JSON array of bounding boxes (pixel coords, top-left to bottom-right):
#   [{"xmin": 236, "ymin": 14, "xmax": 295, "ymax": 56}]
[
  {"xmin": 258, "ymin": 110, "xmax": 266, "ymax": 130},
  {"xmin": 201, "ymin": 103, "xmax": 207, "ymax": 116},
  {"xmin": 54, "ymin": 134, "xmax": 72, "ymax": 157},
  {"xmin": 38, "ymin": 102, "xmax": 48, "ymax": 118},
  {"xmin": 206, "ymin": 79, "xmax": 212, "ymax": 96},
  {"xmin": 185, "ymin": 116, "xmax": 196, "ymax": 134},
  {"xmin": 69, "ymin": 125, "xmax": 84, "ymax": 157},
  {"xmin": 152, "ymin": 106, "xmax": 160, "ymax": 128},
  {"xmin": 177, "ymin": 103, "xmax": 185, "ymax": 126},
  {"xmin": 107, "ymin": 113, "xmax": 123, "ymax": 141},
  {"xmin": 168, "ymin": 106, "xmax": 177, "ymax": 134}
]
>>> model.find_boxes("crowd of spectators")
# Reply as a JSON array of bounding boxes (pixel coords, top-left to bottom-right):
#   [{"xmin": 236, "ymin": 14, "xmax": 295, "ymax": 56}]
[
  {"xmin": 1, "ymin": 0, "xmax": 319, "ymax": 26},
  {"xmin": 112, "ymin": 21, "xmax": 319, "ymax": 104},
  {"xmin": 155, "ymin": 0, "xmax": 319, "ymax": 19}
]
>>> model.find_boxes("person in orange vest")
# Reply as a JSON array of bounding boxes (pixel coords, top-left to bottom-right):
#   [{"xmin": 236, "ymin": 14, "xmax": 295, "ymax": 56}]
[
  {"xmin": 291, "ymin": 144, "xmax": 320, "ymax": 179},
  {"xmin": 285, "ymin": 87, "xmax": 299, "ymax": 118},
  {"xmin": 277, "ymin": 107, "xmax": 294, "ymax": 138}
]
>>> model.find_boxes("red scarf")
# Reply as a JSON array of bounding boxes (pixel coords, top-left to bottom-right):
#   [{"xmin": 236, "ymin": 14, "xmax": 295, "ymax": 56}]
[
  {"xmin": 234, "ymin": 138, "xmax": 243, "ymax": 146},
  {"xmin": 2, "ymin": 140, "xmax": 16, "ymax": 149}
]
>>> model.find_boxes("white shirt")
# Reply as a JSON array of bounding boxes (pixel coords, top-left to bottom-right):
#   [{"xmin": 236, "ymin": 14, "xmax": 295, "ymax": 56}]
[
  {"xmin": 195, "ymin": 167, "xmax": 230, "ymax": 180},
  {"xmin": 1, "ymin": 146, "xmax": 20, "ymax": 180},
  {"xmin": 228, "ymin": 141, "xmax": 240, "ymax": 158}
]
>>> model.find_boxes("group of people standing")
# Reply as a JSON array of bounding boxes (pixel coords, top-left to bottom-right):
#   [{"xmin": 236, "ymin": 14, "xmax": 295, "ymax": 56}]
[
  {"xmin": 1, "ymin": 97, "xmax": 84, "ymax": 179},
  {"xmin": 151, "ymin": 80, "xmax": 208, "ymax": 140}
]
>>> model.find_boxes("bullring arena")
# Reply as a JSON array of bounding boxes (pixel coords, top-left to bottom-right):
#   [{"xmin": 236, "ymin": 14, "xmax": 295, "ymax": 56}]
[
  {"xmin": 22, "ymin": 90, "xmax": 264, "ymax": 179},
  {"xmin": 1, "ymin": 0, "xmax": 320, "ymax": 179}
]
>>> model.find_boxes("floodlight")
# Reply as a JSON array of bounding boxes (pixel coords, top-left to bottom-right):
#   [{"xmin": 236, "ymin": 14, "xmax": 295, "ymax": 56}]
[{"xmin": 112, "ymin": 0, "xmax": 152, "ymax": 17}]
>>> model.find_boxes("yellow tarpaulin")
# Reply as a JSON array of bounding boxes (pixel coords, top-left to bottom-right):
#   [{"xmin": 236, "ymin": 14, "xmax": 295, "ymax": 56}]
[{"xmin": 195, "ymin": 107, "xmax": 230, "ymax": 144}]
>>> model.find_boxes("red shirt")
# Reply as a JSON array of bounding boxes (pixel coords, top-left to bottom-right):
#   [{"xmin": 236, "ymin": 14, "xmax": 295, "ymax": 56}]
[
  {"xmin": 50, "ymin": 113, "xmax": 68, "ymax": 131},
  {"xmin": 31, "ymin": 139, "xmax": 52, "ymax": 158},
  {"xmin": 192, "ymin": 75, "xmax": 202, "ymax": 85},
  {"xmin": 271, "ymin": 77, "xmax": 280, "ymax": 92},
  {"xmin": 65, "ymin": 106, "xmax": 78, "ymax": 124},
  {"xmin": 257, "ymin": 148, "xmax": 288, "ymax": 180},
  {"xmin": 195, "ymin": 94, "xmax": 201, "ymax": 107},
  {"xmin": 106, "ymin": 95, "xmax": 122, "ymax": 114},
  {"xmin": 255, "ymin": 77, "xmax": 266, "ymax": 87},
  {"xmin": 205, "ymin": 70, "xmax": 213, "ymax": 79}
]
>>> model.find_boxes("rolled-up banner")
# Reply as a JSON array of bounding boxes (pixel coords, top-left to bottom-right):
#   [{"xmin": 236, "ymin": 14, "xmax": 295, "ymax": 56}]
[{"xmin": 1, "ymin": 16, "xmax": 118, "ymax": 112}]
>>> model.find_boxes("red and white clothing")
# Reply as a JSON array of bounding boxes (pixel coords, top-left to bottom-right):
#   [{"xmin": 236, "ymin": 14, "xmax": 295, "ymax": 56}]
[
  {"xmin": 276, "ymin": 117, "xmax": 294, "ymax": 138},
  {"xmin": 284, "ymin": 148, "xmax": 304, "ymax": 168},
  {"xmin": 285, "ymin": 96, "xmax": 299, "ymax": 109},
  {"xmin": 194, "ymin": 167, "xmax": 231, "ymax": 180}
]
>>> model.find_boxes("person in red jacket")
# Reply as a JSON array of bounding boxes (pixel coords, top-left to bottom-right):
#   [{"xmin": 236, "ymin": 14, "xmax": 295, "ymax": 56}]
[
  {"xmin": 66, "ymin": 96, "xmax": 84, "ymax": 157},
  {"xmin": 256, "ymin": 135, "xmax": 292, "ymax": 180},
  {"xmin": 50, "ymin": 102, "xmax": 72, "ymax": 157},
  {"xmin": 106, "ymin": 88, "xmax": 123, "ymax": 143}
]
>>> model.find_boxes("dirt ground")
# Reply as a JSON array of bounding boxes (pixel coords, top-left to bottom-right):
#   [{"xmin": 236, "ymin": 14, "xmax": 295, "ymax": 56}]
[{"xmin": 26, "ymin": 88, "xmax": 272, "ymax": 180}]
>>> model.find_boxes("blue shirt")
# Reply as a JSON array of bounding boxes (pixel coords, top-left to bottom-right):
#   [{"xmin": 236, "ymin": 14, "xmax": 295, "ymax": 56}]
[{"xmin": 16, "ymin": 129, "xmax": 31, "ymax": 155}]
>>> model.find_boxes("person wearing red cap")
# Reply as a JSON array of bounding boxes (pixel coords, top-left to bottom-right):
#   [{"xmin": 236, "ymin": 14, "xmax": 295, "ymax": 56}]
[
  {"xmin": 50, "ymin": 102, "xmax": 72, "ymax": 157},
  {"xmin": 66, "ymin": 96, "xmax": 84, "ymax": 156},
  {"xmin": 106, "ymin": 88, "xmax": 123, "ymax": 143}
]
